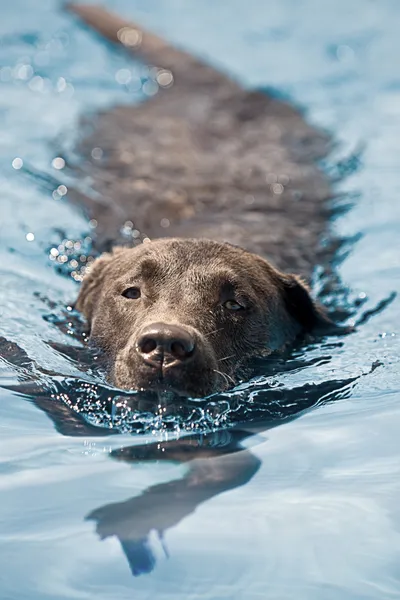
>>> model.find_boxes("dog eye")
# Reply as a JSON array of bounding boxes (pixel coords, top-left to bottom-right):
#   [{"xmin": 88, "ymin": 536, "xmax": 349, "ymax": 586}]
[
  {"xmin": 223, "ymin": 300, "xmax": 244, "ymax": 311},
  {"xmin": 122, "ymin": 287, "xmax": 141, "ymax": 299}
]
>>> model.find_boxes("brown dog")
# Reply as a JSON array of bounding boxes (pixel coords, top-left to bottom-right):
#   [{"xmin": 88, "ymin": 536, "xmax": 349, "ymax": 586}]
[
  {"xmin": 75, "ymin": 238, "xmax": 330, "ymax": 397},
  {"xmin": 66, "ymin": 5, "xmax": 335, "ymax": 399}
]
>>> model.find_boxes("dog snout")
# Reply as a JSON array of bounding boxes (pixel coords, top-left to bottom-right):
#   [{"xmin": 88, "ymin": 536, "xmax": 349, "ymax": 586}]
[{"xmin": 136, "ymin": 322, "xmax": 196, "ymax": 366}]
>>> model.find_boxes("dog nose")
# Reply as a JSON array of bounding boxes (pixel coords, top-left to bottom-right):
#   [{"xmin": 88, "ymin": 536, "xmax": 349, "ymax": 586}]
[{"xmin": 137, "ymin": 323, "xmax": 195, "ymax": 364}]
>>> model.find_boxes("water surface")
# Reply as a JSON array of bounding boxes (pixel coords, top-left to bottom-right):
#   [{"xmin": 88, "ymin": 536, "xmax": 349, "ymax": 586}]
[{"xmin": 0, "ymin": 1, "xmax": 399, "ymax": 598}]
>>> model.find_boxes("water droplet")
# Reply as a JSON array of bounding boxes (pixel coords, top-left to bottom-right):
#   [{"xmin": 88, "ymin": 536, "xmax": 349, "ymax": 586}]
[
  {"xmin": 115, "ymin": 68, "xmax": 132, "ymax": 85},
  {"xmin": 12, "ymin": 157, "xmax": 23, "ymax": 170},
  {"xmin": 272, "ymin": 183, "xmax": 284, "ymax": 195},
  {"xmin": 91, "ymin": 147, "xmax": 103, "ymax": 160},
  {"xmin": 28, "ymin": 75, "xmax": 44, "ymax": 92},
  {"xmin": 142, "ymin": 80, "xmax": 159, "ymax": 96},
  {"xmin": 57, "ymin": 184, "xmax": 67, "ymax": 196},
  {"xmin": 15, "ymin": 64, "xmax": 33, "ymax": 80},
  {"xmin": 156, "ymin": 69, "xmax": 174, "ymax": 88},
  {"xmin": 52, "ymin": 157, "xmax": 65, "ymax": 170},
  {"xmin": 117, "ymin": 27, "xmax": 142, "ymax": 48},
  {"xmin": 56, "ymin": 77, "xmax": 67, "ymax": 92}
]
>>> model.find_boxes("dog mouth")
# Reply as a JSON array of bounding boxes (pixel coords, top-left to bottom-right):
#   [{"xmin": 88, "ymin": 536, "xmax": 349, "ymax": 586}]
[
  {"xmin": 113, "ymin": 357, "xmax": 228, "ymax": 398},
  {"xmin": 137, "ymin": 364, "xmax": 218, "ymax": 398}
]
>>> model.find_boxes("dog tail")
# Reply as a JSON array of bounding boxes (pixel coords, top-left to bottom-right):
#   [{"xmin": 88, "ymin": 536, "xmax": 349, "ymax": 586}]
[{"xmin": 66, "ymin": 4, "xmax": 233, "ymax": 89}]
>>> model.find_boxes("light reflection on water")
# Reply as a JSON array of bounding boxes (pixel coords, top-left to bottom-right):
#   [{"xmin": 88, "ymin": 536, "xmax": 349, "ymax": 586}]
[{"xmin": 0, "ymin": 0, "xmax": 400, "ymax": 598}]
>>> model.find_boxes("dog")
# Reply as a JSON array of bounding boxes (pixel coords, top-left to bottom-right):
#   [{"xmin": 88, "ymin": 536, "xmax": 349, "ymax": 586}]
[{"xmin": 67, "ymin": 4, "xmax": 334, "ymax": 398}]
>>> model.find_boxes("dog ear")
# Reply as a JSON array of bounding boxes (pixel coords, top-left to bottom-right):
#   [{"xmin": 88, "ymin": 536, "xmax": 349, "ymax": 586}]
[
  {"xmin": 279, "ymin": 274, "xmax": 333, "ymax": 333},
  {"xmin": 75, "ymin": 248, "xmax": 122, "ymax": 324}
]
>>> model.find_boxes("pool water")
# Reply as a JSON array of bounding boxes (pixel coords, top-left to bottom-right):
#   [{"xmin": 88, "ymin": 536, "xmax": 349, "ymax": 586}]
[{"xmin": 0, "ymin": 0, "xmax": 399, "ymax": 598}]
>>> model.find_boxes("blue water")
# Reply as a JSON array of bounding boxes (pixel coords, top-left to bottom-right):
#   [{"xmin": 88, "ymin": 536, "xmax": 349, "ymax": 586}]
[{"xmin": 0, "ymin": 0, "xmax": 400, "ymax": 598}]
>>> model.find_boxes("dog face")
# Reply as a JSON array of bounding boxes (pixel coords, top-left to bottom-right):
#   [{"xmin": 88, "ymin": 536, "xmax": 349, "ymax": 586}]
[{"xmin": 75, "ymin": 238, "xmax": 328, "ymax": 397}]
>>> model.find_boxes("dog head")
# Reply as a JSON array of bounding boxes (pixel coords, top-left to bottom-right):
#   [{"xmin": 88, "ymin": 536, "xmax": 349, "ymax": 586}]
[{"xmin": 75, "ymin": 238, "xmax": 330, "ymax": 397}]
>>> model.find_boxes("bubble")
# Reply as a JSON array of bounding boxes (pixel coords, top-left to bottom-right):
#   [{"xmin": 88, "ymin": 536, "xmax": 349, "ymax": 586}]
[
  {"xmin": 91, "ymin": 147, "xmax": 103, "ymax": 160},
  {"xmin": 89, "ymin": 219, "xmax": 97, "ymax": 229},
  {"xmin": 156, "ymin": 69, "xmax": 174, "ymax": 88},
  {"xmin": 142, "ymin": 80, "xmax": 159, "ymax": 96},
  {"xmin": 52, "ymin": 157, "xmax": 65, "ymax": 170},
  {"xmin": 115, "ymin": 68, "xmax": 132, "ymax": 85},
  {"xmin": 26, "ymin": 232, "xmax": 35, "ymax": 242},
  {"xmin": 160, "ymin": 218, "xmax": 170, "ymax": 228},
  {"xmin": 15, "ymin": 64, "xmax": 33, "ymax": 80},
  {"xmin": 272, "ymin": 183, "xmax": 284, "ymax": 195},
  {"xmin": 12, "ymin": 157, "xmax": 23, "ymax": 170},
  {"xmin": 57, "ymin": 185, "xmax": 67, "ymax": 196},
  {"xmin": 121, "ymin": 221, "xmax": 134, "ymax": 237},
  {"xmin": 56, "ymin": 77, "xmax": 67, "ymax": 92},
  {"xmin": 28, "ymin": 75, "xmax": 44, "ymax": 92},
  {"xmin": 117, "ymin": 27, "xmax": 142, "ymax": 48},
  {"xmin": 127, "ymin": 77, "xmax": 142, "ymax": 92}
]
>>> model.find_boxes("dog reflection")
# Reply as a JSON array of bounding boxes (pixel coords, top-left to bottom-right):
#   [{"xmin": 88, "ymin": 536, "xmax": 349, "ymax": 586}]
[
  {"xmin": 87, "ymin": 365, "xmax": 355, "ymax": 578},
  {"xmin": 86, "ymin": 430, "xmax": 261, "ymax": 576}
]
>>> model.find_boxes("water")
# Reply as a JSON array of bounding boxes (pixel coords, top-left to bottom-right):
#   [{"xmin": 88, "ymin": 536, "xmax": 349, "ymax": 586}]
[{"xmin": 0, "ymin": 0, "xmax": 399, "ymax": 598}]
